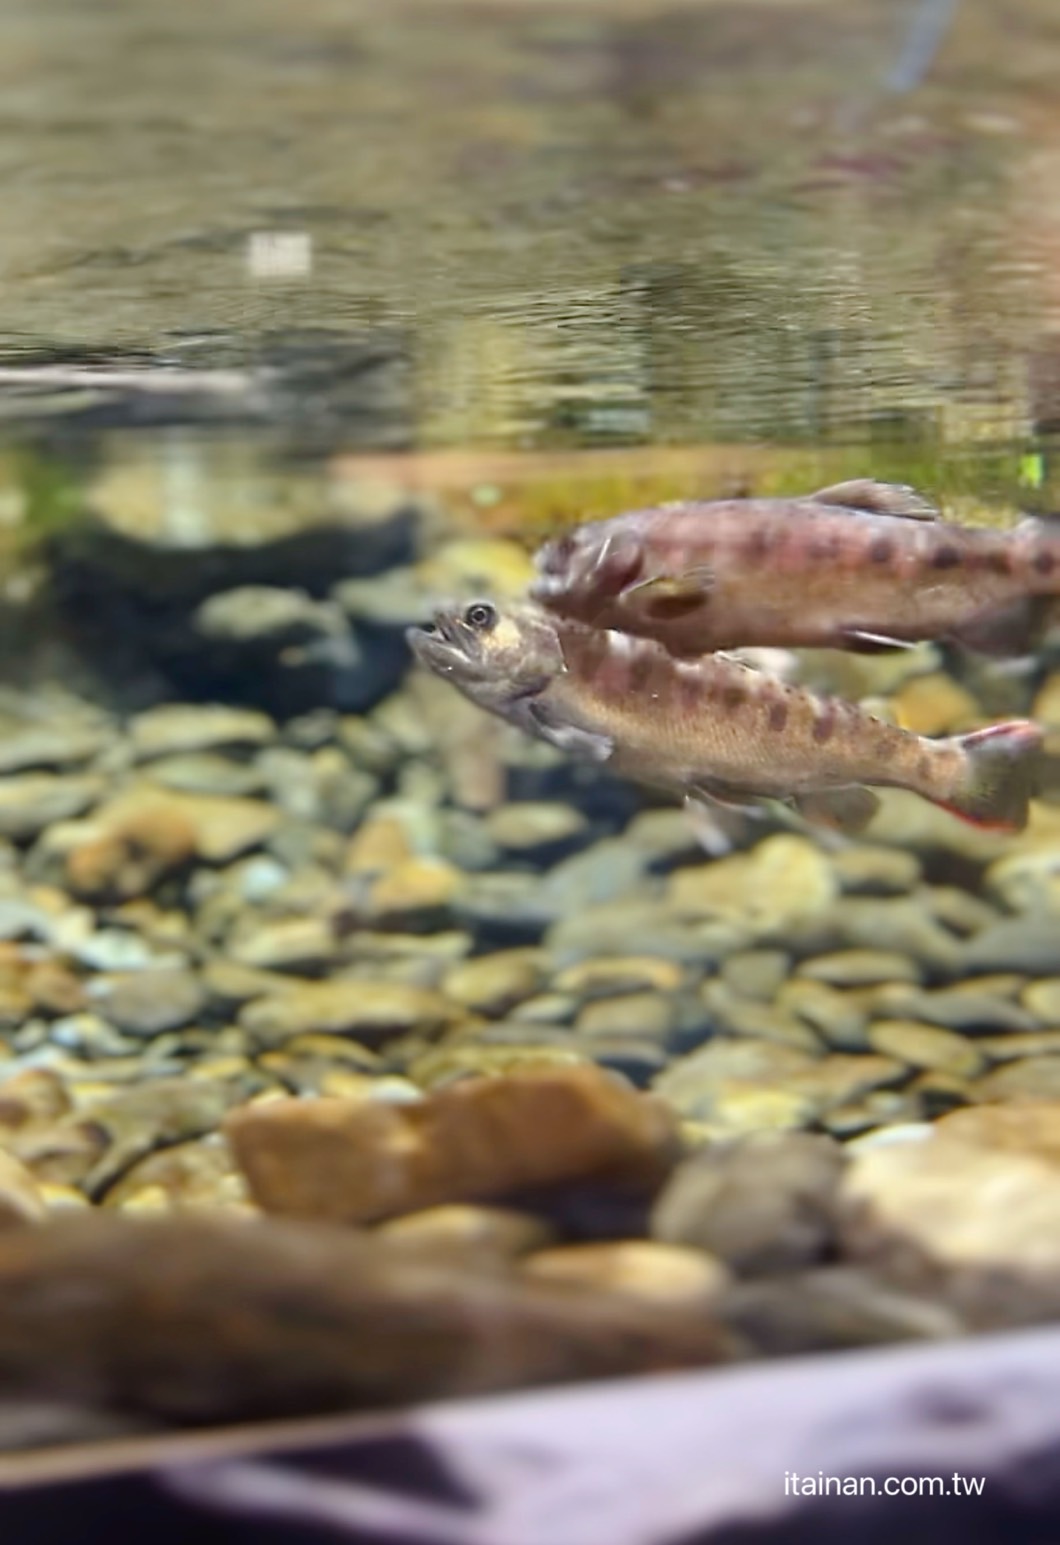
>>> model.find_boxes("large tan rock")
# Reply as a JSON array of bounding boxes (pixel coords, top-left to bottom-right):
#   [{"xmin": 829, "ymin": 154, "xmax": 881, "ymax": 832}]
[{"xmin": 226, "ymin": 1064, "xmax": 680, "ymax": 1224}]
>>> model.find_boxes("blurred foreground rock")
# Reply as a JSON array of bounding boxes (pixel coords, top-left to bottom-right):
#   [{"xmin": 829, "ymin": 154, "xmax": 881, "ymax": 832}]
[
  {"xmin": 0, "ymin": 1213, "xmax": 738, "ymax": 1430},
  {"xmin": 226, "ymin": 1065, "xmax": 680, "ymax": 1224}
]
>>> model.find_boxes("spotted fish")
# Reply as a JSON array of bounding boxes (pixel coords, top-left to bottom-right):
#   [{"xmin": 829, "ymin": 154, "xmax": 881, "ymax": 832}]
[
  {"xmin": 407, "ymin": 599, "xmax": 1043, "ymax": 834},
  {"xmin": 531, "ymin": 479, "xmax": 1060, "ymax": 656}
]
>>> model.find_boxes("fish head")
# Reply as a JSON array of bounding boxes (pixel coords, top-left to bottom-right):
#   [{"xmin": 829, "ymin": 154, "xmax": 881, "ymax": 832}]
[
  {"xmin": 406, "ymin": 599, "xmax": 564, "ymax": 714},
  {"xmin": 532, "ymin": 526, "xmax": 644, "ymax": 616}
]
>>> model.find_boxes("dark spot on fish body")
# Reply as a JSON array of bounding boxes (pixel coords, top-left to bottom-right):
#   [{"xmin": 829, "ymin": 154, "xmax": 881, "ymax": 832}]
[
  {"xmin": 930, "ymin": 545, "xmax": 962, "ymax": 570},
  {"xmin": 916, "ymin": 752, "xmax": 933, "ymax": 781},
  {"xmin": 1033, "ymin": 548, "xmax": 1056, "ymax": 576},
  {"xmin": 677, "ymin": 667, "xmax": 702, "ymax": 712},
  {"xmin": 812, "ymin": 701, "xmax": 838, "ymax": 743},
  {"xmin": 868, "ymin": 536, "xmax": 894, "ymax": 565},
  {"xmin": 743, "ymin": 527, "xmax": 772, "ymax": 562},
  {"xmin": 982, "ymin": 549, "xmax": 1011, "ymax": 576},
  {"xmin": 723, "ymin": 683, "xmax": 746, "ymax": 712},
  {"xmin": 767, "ymin": 699, "xmax": 789, "ymax": 732}
]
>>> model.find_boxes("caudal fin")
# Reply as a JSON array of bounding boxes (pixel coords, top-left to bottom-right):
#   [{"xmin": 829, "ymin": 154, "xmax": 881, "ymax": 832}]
[{"xmin": 946, "ymin": 720, "xmax": 1044, "ymax": 832}]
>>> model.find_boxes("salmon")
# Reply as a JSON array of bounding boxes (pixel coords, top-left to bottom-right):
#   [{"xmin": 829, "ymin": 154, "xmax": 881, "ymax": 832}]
[
  {"xmin": 530, "ymin": 479, "xmax": 1060, "ymax": 656},
  {"xmin": 407, "ymin": 599, "xmax": 1043, "ymax": 834}
]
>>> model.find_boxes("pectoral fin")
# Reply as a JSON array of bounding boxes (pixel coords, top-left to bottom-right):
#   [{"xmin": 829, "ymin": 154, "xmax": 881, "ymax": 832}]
[
  {"xmin": 523, "ymin": 700, "xmax": 615, "ymax": 762},
  {"xmin": 683, "ymin": 790, "xmax": 762, "ymax": 855},
  {"xmin": 810, "ymin": 479, "xmax": 938, "ymax": 521},
  {"xmin": 839, "ymin": 627, "xmax": 918, "ymax": 653},
  {"xmin": 792, "ymin": 785, "xmax": 880, "ymax": 834},
  {"xmin": 619, "ymin": 567, "xmax": 715, "ymax": 621}
]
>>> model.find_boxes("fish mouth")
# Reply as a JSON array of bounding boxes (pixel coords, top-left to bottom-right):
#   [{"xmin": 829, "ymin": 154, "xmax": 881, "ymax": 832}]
[{"xmin": 406, "ymin": 609, "xmax": 478, "ymax": 674}]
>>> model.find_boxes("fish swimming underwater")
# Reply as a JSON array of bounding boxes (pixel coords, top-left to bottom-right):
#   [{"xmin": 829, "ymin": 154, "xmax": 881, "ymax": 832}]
[
  {"xmin": 530, "ymin": 479, "xmax": 1060, "ymax": 657},
  {"xmin": 407, "ymin": 600, "xmax": 1043, "ymax": 834}
]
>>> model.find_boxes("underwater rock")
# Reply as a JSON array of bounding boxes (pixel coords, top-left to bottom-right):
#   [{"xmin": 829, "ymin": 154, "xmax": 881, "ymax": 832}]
[
  {"xmin": 698, "ymin": 980, "xmax": 821, "ymax": 1052},
  {"xmin": 129, "ymin": 703, "xmax": 276, "ymax": 759},
  {"xmin": 100, "ymin": 1135, "xmax": 252, "ymax": 1212},
  {"xmin": 776, "ymin": 979, "xmax": 870, "ymax": 1050},
  {"xmin": 667, "ymin": 835, "xmax": 836, "ymax": 940},
  {"xmin": 866, "ymin": 981, "xmax": 1034, "ymax": 1033},
  {"xmin": 485, "ymin": 801, "xmax": 591, "ymax": 860},
  {"xmin": 574, "ymin": 991, "xmax": 678, "ymax": 1044},
  {"xmin": 376, "ymin": 1203, "xmax": 554, "ymax": 1262},
  {"xmin": 85, "ymin": 968, "xmax": 206, "ymax": 1038},
  {"xmin": 92, "ymin": 785, "xmax": 280, "ymax": 865},
  {"xmin": 144, "ymin": 752, "xmax": 268, "ymax": 797},
  {"xmin": 721, "ymin": 1265, "xmax": 963, "ymax": 1355},
  {"xmin": 0, "ymin": 721, "xmax": 110, "ymax": 776},
  {"xmin": 364, "ymin": 857, "xmax": 467, "ymax": 931},
  {"xmin": 0, "ymin": 1149, "xmax": 47, "ymax": 1227},
  {"xmin": 656, "ymin": 1040, "xmax": 904, "ymax": 1131},
  {"xmin": 1022, "ymin": 978, "xmax": 1060, "ymax": 1021},
  {"xmin": 227, "ymin": 915, "xmax": 340, "ymax": 973},
  {"xmin": 839, "ymin": 1120, "xmax": 1060, "ymax": 1326},
  {"xmin": 651, "ymin": 1131, "xmax": 845, "ymax": 1275},
  {"xmin": 0, "ymin": 1213, "xmax": 736, "ymax": 1425},
  {"xmin": 238, "ymin": 978, "xmax": 455, "ymax": 1048},
  {"xmin": 797, "ymin": 949, "xmax": 922, "ymax": 987},
  {"xmin": 556, "ymin": 955, "xmax": 687, "ymax": 999},
  {"xmin": 406, "ymin": 1043, "xmax": 589, "ymax": 1087},
  {"xmin": 960, "ymin": 917, "xmax": 1060, "ymax": 975},
  {"xmin": 522, "ymin": 1240, "xmax": 731, "ymax": 1307},
  {"xmin": 830, "ymin": 845, "xmax": 921, "ymax": 896},
  {"xmin": 891, "ymin": 672, "xmax": 979, "ymax": 736},
  {"xmin": 970, "ymin": 1056, "xmax": 1060, "ymax": 1102},
  {"xmin": 0, "ymin": 774, "xmax": 101, "ymax": 841},
  {"xmin": 718, "ymin": 949, "xmax": 791, "ymax": 1001},
  {"xmin": 225, "ymin": 1064, "xmax": 680, "ymax": 1225},
  {"xmin": 866, "ymin": 1020, "xmax": 984, "ymax": 1078},
  {"xmin": 442, "ymin": 949, "xmax": 545, "ymax": 1016}
]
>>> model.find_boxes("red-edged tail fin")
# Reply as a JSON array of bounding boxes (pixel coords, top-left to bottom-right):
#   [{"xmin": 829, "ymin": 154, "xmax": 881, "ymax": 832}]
[{"xmin": 946, "ymin": 720, "xmax": 1044, "ymax": 832}]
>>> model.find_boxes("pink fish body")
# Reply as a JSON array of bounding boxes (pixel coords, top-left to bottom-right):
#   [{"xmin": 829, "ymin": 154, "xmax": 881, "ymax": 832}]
[{"xmin": 531, "ymin": 479, "xmax": 1060, "ymax": 656}]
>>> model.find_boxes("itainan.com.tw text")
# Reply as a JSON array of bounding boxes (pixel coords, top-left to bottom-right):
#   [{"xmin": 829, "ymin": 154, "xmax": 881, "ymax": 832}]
[{"xmin": 784, "ymin": 1473, "xmax": 985, "ymax": 1498}]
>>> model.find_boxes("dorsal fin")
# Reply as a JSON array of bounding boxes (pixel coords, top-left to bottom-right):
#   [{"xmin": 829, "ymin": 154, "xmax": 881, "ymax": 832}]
[{"xmin": 808, "ymin": 479, "xmax": 938, "ymax": 521}]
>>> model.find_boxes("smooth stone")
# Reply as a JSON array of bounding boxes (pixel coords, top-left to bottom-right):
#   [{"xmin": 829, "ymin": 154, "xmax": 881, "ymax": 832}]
[
  {"xmin": 226, "ymin": 1064, "xmax": 680, "ymax": 1224},
  {"xmin": 454, "ymin": 872, "xmax": 548, "ymax": 943},
  {"xmin": 1022, "ymin": 979, "xmax": 1060, "ymax": 1022},
  {"xmin": 81, "ymin": 786, "xmax": 280, "ymax": 866},
  {"xmin": 719, "ymin": 950, "xmax": 790, "ymax": 1002},
  {"xmin": 532, "ymin": 840, "xmax": 649, "ymax": 921},
  {"xmin": 798, "ymin": 950, "xmax": 922, "ymax": 987},
  {"xmin": 376, "ymin": 1204, "xmax": 554, "ymax": 1260},
  {"xmin": 49, "ymin": 1013, "xmax": 139, "ymax": 1059},
  {"xmin": 366, "ymin": 859, "xmax": 466, "ymax": 930},
  {"xmin": 71, "ymin": 930, "xmax": 184, "ymax": 973},
  {"xmin": 229, "ymin": 917, "xmax": 339, "ymax": 972},
  {"xmin": 416, "ymin": 537, "xmax": 535, "ymax": 600},
  {"xmin": 985, "ymin": 848, "xmax": 1060, "ymax": 915},
  {"xmin": 624, "ymin": 808, "xmax": 702, "ymax": 866},
  {"xmin": 146, "ymin": 753, "xmax": 267, "ymax": 798},
  {"xmin": 575, "ymin": 993, "xmax": 676, "ymax": 1042},
  {"xmin": 406, "ymin": 1043, "xmax": 589, "ymax": 1087},
  {"xmin": 699, "ymin": 981, "xmax": 820, "ymax": 1052},
  {"xmin": 923, "ymin": 886, "xmax": 1001, "ymax": 936},
  {"xmin": 867, "ymin": 1020, "xmax": 984, "ymax": 1077},
  {"xmin": 0, "ymin": 1067, "xmax": 71, "ymax": 1126},
  {"xmin": 0, "ymin": 1213, "xmax": 736, "ymax": 1420},
  {"xmin": 522, "ymin": 1241, "xmax": 730, "ymax": 1306},
  {"xmin": 509, "ymin": 993, "xmax": 578, "ymax": 1026},
  {"xmin": 867, "ymin": 982, "xmax": 1035, "ymax": 1033},
  {"xmin": 830, "ymin": 846, "xmax": 921, "ymax": 896},
  {"xmin": 935, "ymin": 1102, "xmax": 1060, "ymax": 1163},
  {"xmin": 0, "ymin": 723, "xmax": 109, "ymax": 775},
  {"xmin": 547, "ymin": 904, "xmax": 747, "ymax": 969},
  {"xmin": 667, "ymin": 836, "xmax": 836, "ymax": 938},
  {"xmin": 827, "ymin": 896, "xmax": 962, "ymax": 972},
  {"xmin": 86, "ymin": 970, "xmax": 206, "ymax": 1038},
  {"xmin": 961, "ymin": 918, "xmax": 1060, "ymax": 975},
  {"xmin": 722, "ymin": 1266, "xmax": 963, "ymax": 1355},
  {"xmin": 0, "ymin": 1150, "xmax": 46, "ymax": 1226},
  {"xmin": 777, "ymin": 980, "xmax": 869, "ymax": 1050},
  {"xmin": 102, "ymin": 1137, "xmax": 251, "ymax": 1211},
  {"xmin": 0, "ymin": 776, "xmax": 101, "ymax": 841},
  {"xmin": 978, "ymin": 1030, "xmax": 1060, "ymax": 1061},
  {"xmin": 970, "ymin": 1056, "xmax": 1060, "ymax": 1101},
  {"xmin": 485, "ymin": 803, "xmax": 590, "ymax": 857},
  {"xmin": 556, "ymin": 955, "xmax": 686, "ymax": 999},
  {"xmin": 442, "ymin": 951, "xmax": 544, "ymax": 1016},
  {"xmin": 655, "ymin": 1041, "xmax": 904, "ymax": 1128},
  {"xmin": 130, "ymin": 705, "xmax": 275, "ymax": 759},
  {"xmin": 839, "ymin": 1132, "xmax": 1060, "ymax": 1321},
  {"xmin": 239, "ymin": 981, "xmax": 454, "ymax": 1048},
  {"xmin": 652, "ymin": 1131, "xmax": 845, "ymax": 1274}
]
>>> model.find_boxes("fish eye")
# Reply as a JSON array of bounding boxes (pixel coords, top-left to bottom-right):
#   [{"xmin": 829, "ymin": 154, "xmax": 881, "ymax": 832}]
[{"xmin": 463, "ymin": 600, "xmax": 497, "ymax": 632}]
